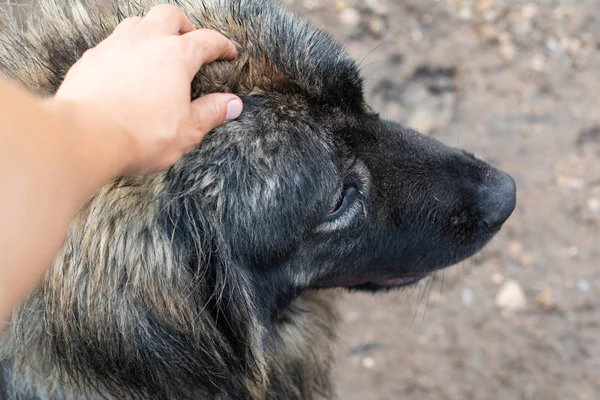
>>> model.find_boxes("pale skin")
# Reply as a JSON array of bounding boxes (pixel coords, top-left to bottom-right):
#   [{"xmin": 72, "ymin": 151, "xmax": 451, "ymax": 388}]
[{"xmin": 0, "ymin": 5, "xmax": 244, "ymax": 322}]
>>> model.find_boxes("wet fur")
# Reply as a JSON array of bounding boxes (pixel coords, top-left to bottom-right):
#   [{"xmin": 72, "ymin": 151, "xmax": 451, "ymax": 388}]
[{"xmin": 0, "ymin": 1, "xmax": 515, "ymax": 399}]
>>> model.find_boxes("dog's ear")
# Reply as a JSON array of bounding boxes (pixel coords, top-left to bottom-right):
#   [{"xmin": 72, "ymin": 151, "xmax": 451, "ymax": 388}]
[
  {"xmin": 6, "ymin": 175, "xmax": 263, "ymax": 399},
  {"xmin": 160, "ymin": 170, "xmax": 264, "ymax": 356}
]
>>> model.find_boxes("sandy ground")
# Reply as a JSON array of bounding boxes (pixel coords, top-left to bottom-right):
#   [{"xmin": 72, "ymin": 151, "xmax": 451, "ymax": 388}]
[
  {"xmin": 283, "ymin": 1, "xmax": 600, "ymax": 399},
  {"xmin": 2, "ymin": 1, "xmax": 599, "ymax": 399}
]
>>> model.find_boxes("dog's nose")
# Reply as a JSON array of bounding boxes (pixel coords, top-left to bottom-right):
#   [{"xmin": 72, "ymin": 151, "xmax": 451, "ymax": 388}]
[{"xmin": 476, "ymin": 171, "xmax": 516, "ymax": 231}]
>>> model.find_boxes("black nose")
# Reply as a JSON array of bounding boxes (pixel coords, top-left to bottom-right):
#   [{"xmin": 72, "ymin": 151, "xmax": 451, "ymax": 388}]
[{"xmin": 476, "ymin": 171, "xmax": 516, "ymax": 231}]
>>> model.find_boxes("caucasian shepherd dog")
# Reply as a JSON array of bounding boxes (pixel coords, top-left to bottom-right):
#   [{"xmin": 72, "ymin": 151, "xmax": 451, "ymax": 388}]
[{"xmin": 0, "ymin": 0, "xmax": 516, "ymax": 399}]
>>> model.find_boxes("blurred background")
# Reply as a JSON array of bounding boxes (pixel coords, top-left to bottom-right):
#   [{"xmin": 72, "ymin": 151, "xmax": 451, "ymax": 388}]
[
  {"xmin": 3, "ymin": 0, "xmax": 599, "ymax": 399},
  {"xmin": 284, "ymin": 1, "xmax": 599, "ymax": 399}
]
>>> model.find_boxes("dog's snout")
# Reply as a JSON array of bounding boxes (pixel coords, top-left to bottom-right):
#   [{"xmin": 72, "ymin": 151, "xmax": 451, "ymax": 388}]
[{"xmin": 476, "ymin": 171, "xmax": 516, "ymax": 231}]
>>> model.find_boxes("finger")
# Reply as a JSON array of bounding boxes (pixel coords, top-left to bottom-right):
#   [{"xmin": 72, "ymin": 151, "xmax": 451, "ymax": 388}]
[
  {"xmin": 110, "ymin": 16, "xmax": 143, "ymax": 37},
  {"xmin": 139, "ymin": 4, "xmax": 196, "ymax": 35},
  {"xmin": 181, "ymin": 29, "xmax": 238, "ymax": 76},
  {"xmin": 186, "ymin": 94, "xmax": 243, "ymax": 145}
]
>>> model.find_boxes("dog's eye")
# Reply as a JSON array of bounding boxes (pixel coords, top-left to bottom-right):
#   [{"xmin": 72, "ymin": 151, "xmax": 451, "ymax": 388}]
[{"xmin": 326, "ymin": 185, "xmax": 358, "ymax": 220}]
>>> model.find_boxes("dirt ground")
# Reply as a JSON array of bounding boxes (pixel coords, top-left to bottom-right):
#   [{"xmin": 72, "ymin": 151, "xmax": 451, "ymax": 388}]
[
  {"xmin": 281, "ymin": 1, "xmax": 600, "ymax": 399},
  {"xmin": 2, "ymin": 0, "xmax": 599, "ymax": 399}
]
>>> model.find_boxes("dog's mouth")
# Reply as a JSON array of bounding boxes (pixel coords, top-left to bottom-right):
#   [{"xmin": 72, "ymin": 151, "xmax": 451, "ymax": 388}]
[{"xmin": 317, "ymin": 272, "xmax": 430, "ymax": 290}]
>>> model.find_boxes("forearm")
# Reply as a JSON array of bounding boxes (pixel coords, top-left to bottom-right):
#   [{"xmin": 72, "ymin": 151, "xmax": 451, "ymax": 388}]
[
  {"xmin": 0, "ymin": 5, "xmax": 242, "ymax": 323},
  {"xmin": 0, "ymin": 78, "xmax": 132, "ymax": 320}
]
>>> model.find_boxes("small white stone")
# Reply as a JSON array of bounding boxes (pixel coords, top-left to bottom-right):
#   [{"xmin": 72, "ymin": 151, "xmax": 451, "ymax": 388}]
[
  {"xmin": 364, "ymin": 0, "xmax": 388, "ymax": 14},
  {"xmin": 339, "ymin": 8, "xmax": 361, "ymax": 28},
  {"xmin": 531, "ymin": 53, "xmax": 546, "ymax": 71},
  {"xmin": 367, "ymin": 16, "xmax": 385, "ymax": 37},
  {"xmin": 461, "ymin": 288, "xmax": 474, "ymax": 306},
  {"xmin": 569, "ymin": 178, "xmax": 585, "ymax": 190},
  {"xmin": 546, "ymin": 38, "xmax": 560, "ymax": 54},
  {"xmin": 521, "ymin": 4, "xmax": 538, "ymax": 19},
  {"xmin": 362, "ymin": 357, "xmax": 376, "ymax": 369},
  {"xmin": 491, "ymin": 272, "xmax": 504, "ymax": 284},
  {"xmin": 567, "ymin": 246, "xmax": 579, "ymax": 257},
  {"xmin": 411, "ymin": 29, "xmax": 423, "ymax": 42},
  {"xmin": 495, "ymin": 280, "xmax": 527, "ymax": 311},
  {"xmin": 457, "ymin": 7, "xmax": 473, "ymax": 20},
  {"xmin": 577, "ymin": 279, "xmax": 590, "ymax": 293},
  {"xmin": 587, "ymin": 198, "xmax": 600, "ymax": 213}
]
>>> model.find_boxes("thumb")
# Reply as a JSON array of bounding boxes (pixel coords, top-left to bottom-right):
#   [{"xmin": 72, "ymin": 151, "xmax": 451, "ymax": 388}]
[{"xmin": 190, "ymin": 93, "xmax": 243, "ymax": 136}]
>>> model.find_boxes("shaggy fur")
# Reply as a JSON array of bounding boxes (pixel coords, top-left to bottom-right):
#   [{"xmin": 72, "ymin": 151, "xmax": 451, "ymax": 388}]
[{"xmin": 0, "ymin": 1, "xmax": 516, "ymax": 399}]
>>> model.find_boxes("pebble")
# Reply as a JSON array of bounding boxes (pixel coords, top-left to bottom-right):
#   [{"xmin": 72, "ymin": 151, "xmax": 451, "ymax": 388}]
[
  {"xmin": 461, "ymin": 288, "xmax": 474, "ymax": 306},
  {"xmin": 491, "ymin": 272, "xmax": 504, "ymax": 284},
  {"xmin": 560, "ymin": 37, "xmax": 582, "ymax": 57},
  {"xmin": 339, "ymin": 7, "xmax": 361, "ymax": 28},
  {"xmin": 498, "ymin": 35, "xmax": 517, "ymax": 61},
  {"xmin": 530, "ymin": 53, "xmax": 546, "ymax": 72},
  {"xmin": 408, "ymin": 109, "xmax": 434, "ymax": 135},
  {"xmin": 555, "ymin": 162, "xmax": 585, "ymax": 189},
  {"xmin": 577, "ymin": 279, "xmax": 590, "ymax": 293},
  {"xmin": 473, "ymin": 24, "xmax": 516, "ymax": 61},
  {"xmin": 362, "ymin": 357, "xmax": 376, "ymax": 369},
  {"xmin": 364, "ymin": 0, "xmax": 388, "ymax": 15},
  {"xmin": 333, "ymin": 0, "xmax": 347, "ymax": 11},
  {"xmin": 587, "ymin": 198, "xmax": 600, "ymax": 213},
  {"xmin": 519, "ymin": 252, "xmax": 536, "ymax": 267},
  {"xmin": 569, "ymin": 179, "xmax": 585, "ymax": 190},
  {"xmin": 366, "ymin": 15, "xmax": 386, "ymax": 38},
  {"xmin": 507, "ymin": 5, "xmax": 537, "ymax": 37},
  {"xmin": 495, "ymin": 280, "xmax": 527, "ymax": 311},
  {"xmin": 411, "ymin": 29, "xmax": 423, "ymax": 42},
  {"xmin": 535, "ymin": 288, "xmax": 553, "ymax": 311},
  {"xmin": 521, "ymin": 4, "xmax": 538, "ymax": 20},
  {"xmin": 457, "ymin": 7, "xmax": 473, "ymax": 21},
  {"xmin": 567, "ymin": 246, "xmax": 579, "ymax": 258},
  {"xmin": 473, "ymin": 23, "xmax": 501, "ymax": 42},
  {"xmin": 475, "ymin": 0, "xmax": 500, "ymax": 22},
  {"xmin": 508, "ymin": 240, "xmax": 524, "ymax": 259}
]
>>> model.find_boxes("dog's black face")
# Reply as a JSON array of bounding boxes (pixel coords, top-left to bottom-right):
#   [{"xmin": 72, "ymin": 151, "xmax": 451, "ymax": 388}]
[
  {"xmin": 170, "ymin": 59, "xmax": 516, "ymax": 317},
  {"xmin": 305, "ymin": 120, "xmax": 515, "ymax": 292}
]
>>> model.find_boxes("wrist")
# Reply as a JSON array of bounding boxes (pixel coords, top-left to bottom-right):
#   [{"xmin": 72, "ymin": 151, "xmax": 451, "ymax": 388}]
[{"xmin": 43, "ymin": 98, "xmax": 137, "ymax": 184}]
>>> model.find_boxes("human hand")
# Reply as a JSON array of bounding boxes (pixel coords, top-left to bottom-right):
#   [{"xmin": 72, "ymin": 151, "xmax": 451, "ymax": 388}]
[{"xmin": 54, "ymin": 4, "xmax": 243, "ymax": 175}]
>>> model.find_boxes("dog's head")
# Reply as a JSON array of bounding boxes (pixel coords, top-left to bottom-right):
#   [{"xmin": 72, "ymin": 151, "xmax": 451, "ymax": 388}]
[
  {"xmin": 162, "ymin": 0, "xmax": 517, "ymax": 305},
  {"xmin": 0, "ymin": 0, "xmax": 515, "ymax": 398},
  {"xmin": 179, "ymin": 83, "xmax": 516, "ymax": 304}
]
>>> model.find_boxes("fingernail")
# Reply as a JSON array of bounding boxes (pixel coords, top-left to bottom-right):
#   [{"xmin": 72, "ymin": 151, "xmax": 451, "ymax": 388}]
[{"xmin": 225, "ymin": 98, "xmax": 243, "ymax": 121}]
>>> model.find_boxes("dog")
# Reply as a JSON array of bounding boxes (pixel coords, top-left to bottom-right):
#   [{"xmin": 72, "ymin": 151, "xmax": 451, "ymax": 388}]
[{"xmin": 0, "ymin": 0, "xmax": 516, "ymax": 399}]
